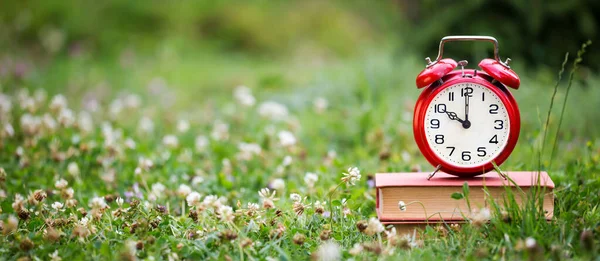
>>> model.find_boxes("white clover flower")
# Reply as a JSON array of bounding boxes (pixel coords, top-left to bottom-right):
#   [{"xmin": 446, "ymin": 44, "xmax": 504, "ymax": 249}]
[
  {"xmin": 78, "ymin": 111, "xmax": 94, "ymax": 134},
  {"xmin": 65, "ymin": 198, "xmax": 77, "ymax": 208},
  {"xmin": 237, "ymin": 142, "xmax": 262, "ymax": 160},
  {"xmin": 42, "ymin": 113, "xmax": 58, "ymax": 132},
  {"xmin": 123, "ymin": 94, "xmax": 141, "ymax": 109},
  {"xmin": 89, "ymin": 197, "xmax": 107, "ymax": 209},
  {"xmin": 304, "ymin": 172, "xmax": 318, "ymax": 189},
  {"xmin": 116, "ymin": 197, "xmax": 124, "ymax": 207},
  {"xmin": 79, "ymin": 216, "xmax": 90, "ymax": 226},
  {"xmin": 20, "ymin": 113, "xmax": 41, "ymax": 135},
  {"xmin": 277, "ymin": 130, "xmax": 296, "ymax": 147},
  {"xmin": 57, "ymin": 108, "xmax": 75, "ymax": 127},
  {"xmin": 282, "ymin": 155, "xmax": 292, "ymax": 166},
  {"xmin": 162, "ymin": 135, "xmax": 179, "ymax": 149},
  {"xmin": 195, "ymin": 135, "xmax": 209, "ymax": 152},
  {"xmin": 202, "ymin": 195, "xmax": 219, "ymax": 207},
  {"xmin": 191, "ymin": 176, "xmax": 204, "ymax": 185},
  {"xmin": 108, "ymin": 99, "xmax": 123, "ymax": 119},
  {"xmin": 290, "ymin": 193, "xmax": 302, "ymax": 202},
  {"xmin": 270, "ymin": 178, "xmax": 285, "ymax": 191},
  {"xmin": 124, "ymin": 138, "xmax": 136, "ymax": 149},
  {"xmin": 176, "ymin": 119, "xmax": 190, "ymax": 133},
  {"xmin": 315, "ymin": 241, "xmax": 341, "ymax": 261},
  {"xmin": 364, "ymin": 217, "xmax": 385, "ymax": 236},
  {"xmin": 20, "ymin": 96, "xmax": 36, "ymax": 112},
  {"xmin": 341, "ymin": 167, "xmax": 361, "ymax": 186},
  {"xmin": 34, "ymin": 89, "xmax": 47, "ymax": 103},
  {"xmin": 525, "ymin": 237, "xmax": 537, "ymax": 248},
  {"xmin": 218, "ymin": 205, "xmax": 234, "ymax": 222},
  {"xmin": 49, "ymin": 250, "xmax": 62, "ymax": 261},
  {"xmin": 233, "ymin": 85, "xmax": 256, "ymax": 107},
  {"xmin": 211, "ymin": 121, "xmax": 229, "ymax": 141},
  {"xmin": 349, "ymin": 243, "xmax": 363, "ymax": 256},
  {"xmin": 63, "ymin": 187, "xmax": 74, "ymax": 199},
  {"xmin": 2, "ymin": 123, "xmax": 14, "ymax": 137},
  {"xmin": 313, "ymin": 97, "xmax": 328, "ymax": 114},
  {"xmin": 138, "ymin": 116, "xmax": 154, "ymax": 134},
  {"xmin": 151, "ymin": 183, "xmax": 166, "ymax": 199},
  {"xmin": 138, "ymin": 157, "xmax": 154, "ymax": 170},
  {"xmin": 471, "ymin": 207, "xmax": 491, "ymax": 226},
  {"xmin": 314, "ymin": 200, "xmax": 326, "ymax": 209},
  {"xmin": 258, "ymin": 188, "xmax": 278, "ymax": 209},
  {"xmin": 401, "ymin": 150, "xmax": 411, "ymax": 163},
  {"xmin": 0, "ymin": 94, "xmax": 12, "ymax": 114},
  {"xmin": 222, "ymin": 158, "xmax": 232, "ymax": 174},
  {"xmin": 258, "ymin": 101, "xmax": 288, "ymax": 121},
  {"xmin": 51, "ymin": 201, "xmax": 64, "ymax": 210},
  {"xmin": 67, "ymin": 162, "xmax": 80, "ymax": 177},
  {"xmin": 385, "ymin": 226, "xmax": 397, "ymax": 238},
  {"xmin": 55, "ymin": 179, "xmax": 68, "ymax": 189},
  {"xmin": 49, "ymin": 94, "xmax": 67, "ymax": 112},
  {"xmin": 247, "ymin": 202, "xmax": 260, "ymax": 211},
  {"xmin": 177, "ymin": 184, "xmax": 192, "ymax": 198},
  {"xmin": 186, "ymin": 191, "xmax": 202, "ymax": 207},
  {"xmin": 398, "ymin": 201, "xmax": 407, "ymax": 211}
]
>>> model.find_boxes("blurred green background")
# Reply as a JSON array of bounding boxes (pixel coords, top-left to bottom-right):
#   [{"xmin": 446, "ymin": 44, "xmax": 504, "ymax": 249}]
[
  {"xmin": 0, "ymin": 0, "xmax": 599, "ymax": 158},
  {"xmin": 2, "ymin": 0, "xmax": 598, "ymax": 68}
]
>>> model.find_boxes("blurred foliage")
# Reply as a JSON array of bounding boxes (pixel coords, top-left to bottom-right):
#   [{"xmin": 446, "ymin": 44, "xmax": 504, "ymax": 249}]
[
  {"xmin": 0, "ymin": 0, "xmax": 398, "ymax": 58},
  {"xmin": 0, "ymin": 0, "xmax": 597, "ymax": 78},
  {"xmin": 398, "ymin": 0, "xmax": 600, "ymax": 70}
]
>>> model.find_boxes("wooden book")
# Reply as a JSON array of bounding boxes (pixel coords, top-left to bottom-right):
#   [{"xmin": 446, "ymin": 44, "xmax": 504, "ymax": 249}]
[{"xmin": 376, "ymin": 171, "xmax": 555, "ymax": 222}]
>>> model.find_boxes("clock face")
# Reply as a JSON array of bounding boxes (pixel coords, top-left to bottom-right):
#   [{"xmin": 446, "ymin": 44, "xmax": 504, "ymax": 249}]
[{"xmin": 423, "ymin": 82, "xmax": 510, "ymax": 168}]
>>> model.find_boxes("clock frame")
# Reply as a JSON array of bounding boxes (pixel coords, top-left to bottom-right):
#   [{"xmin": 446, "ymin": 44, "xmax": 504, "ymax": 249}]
[{"xmin": 413, "ymin": 69, "xmax": 520, "ymax": 176}]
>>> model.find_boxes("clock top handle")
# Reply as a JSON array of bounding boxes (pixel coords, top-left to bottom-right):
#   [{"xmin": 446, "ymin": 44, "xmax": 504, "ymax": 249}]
[{"xmin": 427, "ymin": 35, "xmax": 510, "ymax": 69}]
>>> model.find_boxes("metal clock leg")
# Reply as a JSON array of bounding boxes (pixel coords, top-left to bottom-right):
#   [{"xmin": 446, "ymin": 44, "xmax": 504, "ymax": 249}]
[{"xmin": 427, "ymin": 165, "xmax": 442, "ymax": 180}]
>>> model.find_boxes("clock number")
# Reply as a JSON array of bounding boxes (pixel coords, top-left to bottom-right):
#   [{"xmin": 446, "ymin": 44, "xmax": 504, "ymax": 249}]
[
  {"xmin": 489, "ymin": 135, "xmax": 498, "ymax": 144},
  {"xmin": 449, "ymin": 92, "xmax": 455, "ymax": 101},
  {"xmin": 477, "ymin": 147, "xmax": 487, "ymax": 157},
  {"xmin": 430, "ymin": 119, "xmax": 440, "ymax": 129},
  {"xmin": 435, "ymin": 135, "xmax": 444, "ymax": 144},
  {"xmin": 462, "ymin": 151, "xmax": 471, "ymax": 161},
  {"xmin": 489, "ymin": 104, "xmax": 499, "ymax": 114},
  {"xmin": 446, "ymin": 146, "xmax": 455, "ymax": 156},
  {"xmin": 494, "ymin": 120, "xmax": 504, "ymax": 130},
  {"xmin": 434, "ymin": 104, "xmax": 446, "ymax": 113},
  {"xmin": 461, "ymin": 87, "xmax": 473, "ymax": 97}
]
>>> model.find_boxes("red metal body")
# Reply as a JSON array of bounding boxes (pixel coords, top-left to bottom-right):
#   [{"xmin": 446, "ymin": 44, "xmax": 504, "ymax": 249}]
[
  {"xmin": 416, "ymin": 58, "xmax": 458, "ymax": 88},
  {"xmin": 479, "ymin": 58, "xmax": 521, "ymax": 89},
  {"xmin": 413, "ymin": 70, "xmax": 520, "ymax": 176}
]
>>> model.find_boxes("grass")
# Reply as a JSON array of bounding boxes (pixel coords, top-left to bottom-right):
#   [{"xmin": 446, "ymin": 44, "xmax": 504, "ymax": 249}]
[{"xmin": 1, "ymin": 11, "xmax": 600, "ymax": 261}]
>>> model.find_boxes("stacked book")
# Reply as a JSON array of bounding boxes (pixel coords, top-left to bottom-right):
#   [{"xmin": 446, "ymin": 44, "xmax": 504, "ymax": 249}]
[{"xmin": 375, "ymin": 171, "xmax": 555, "ymax": 234}]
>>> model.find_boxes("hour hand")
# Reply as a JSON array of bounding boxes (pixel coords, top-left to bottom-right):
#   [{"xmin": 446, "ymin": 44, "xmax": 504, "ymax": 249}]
[
  {"xmin": 445, "ymin": 111, "xmax": 465, "ymax": 123},
  {"xmin": 445, "ymin": 110, "xmax": 471, "ymax": 129}
]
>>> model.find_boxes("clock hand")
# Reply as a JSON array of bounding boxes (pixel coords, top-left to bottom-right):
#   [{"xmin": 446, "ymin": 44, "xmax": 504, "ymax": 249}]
[
  {"xmin": 444, "ymin": 110, "xmax": 465, "ymax": 123},
  {"xmin": 465, "ymin": 93, "xmax": 469, "ymax": 122},
  {"xmin": 463, "ymin": 93, "xmax": 471, "ymax": 129},
  {"xmin": 444, "ymin": 110, "xmax": 471, "ymax": 129}
]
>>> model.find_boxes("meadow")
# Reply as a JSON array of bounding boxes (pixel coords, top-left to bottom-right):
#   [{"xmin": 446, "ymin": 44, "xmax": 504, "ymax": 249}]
[{"xmin": 1, "ymin": 1, "xmax": 600, "ymax": 260}]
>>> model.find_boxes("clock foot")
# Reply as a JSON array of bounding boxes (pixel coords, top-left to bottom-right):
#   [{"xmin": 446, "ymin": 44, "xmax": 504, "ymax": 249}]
[{"xmin": 427, "ymin": 165, "xmax": 442, "ymax": 180}]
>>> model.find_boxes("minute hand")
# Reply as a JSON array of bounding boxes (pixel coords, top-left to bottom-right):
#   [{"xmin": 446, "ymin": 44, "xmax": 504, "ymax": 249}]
[{"xmin": 465, "ymin": 93, "xmax": 470, "ymax": 122}]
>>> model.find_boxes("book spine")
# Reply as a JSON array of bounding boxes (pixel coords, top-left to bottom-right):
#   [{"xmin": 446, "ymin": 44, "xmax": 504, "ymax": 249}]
[{"xmin": 376, "ymin": 188, "xmax": 380, "ymax": 210}]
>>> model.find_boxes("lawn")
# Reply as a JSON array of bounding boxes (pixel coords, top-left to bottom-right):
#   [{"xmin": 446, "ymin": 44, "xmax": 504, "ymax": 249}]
[{"xmin": 1, "ymin": 1, "xmax": 600, "ymax": 260}]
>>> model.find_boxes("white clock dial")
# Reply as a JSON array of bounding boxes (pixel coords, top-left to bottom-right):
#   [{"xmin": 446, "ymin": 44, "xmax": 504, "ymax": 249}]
[{"xmin": 424, "ymin": 83, "xmax": 510, "ymax": 167}]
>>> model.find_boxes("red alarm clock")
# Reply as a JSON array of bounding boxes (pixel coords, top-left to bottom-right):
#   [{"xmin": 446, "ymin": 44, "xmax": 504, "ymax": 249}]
[{"xmin": 413, "ymin": 36, "xmax": 521, "ymax": 178}]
